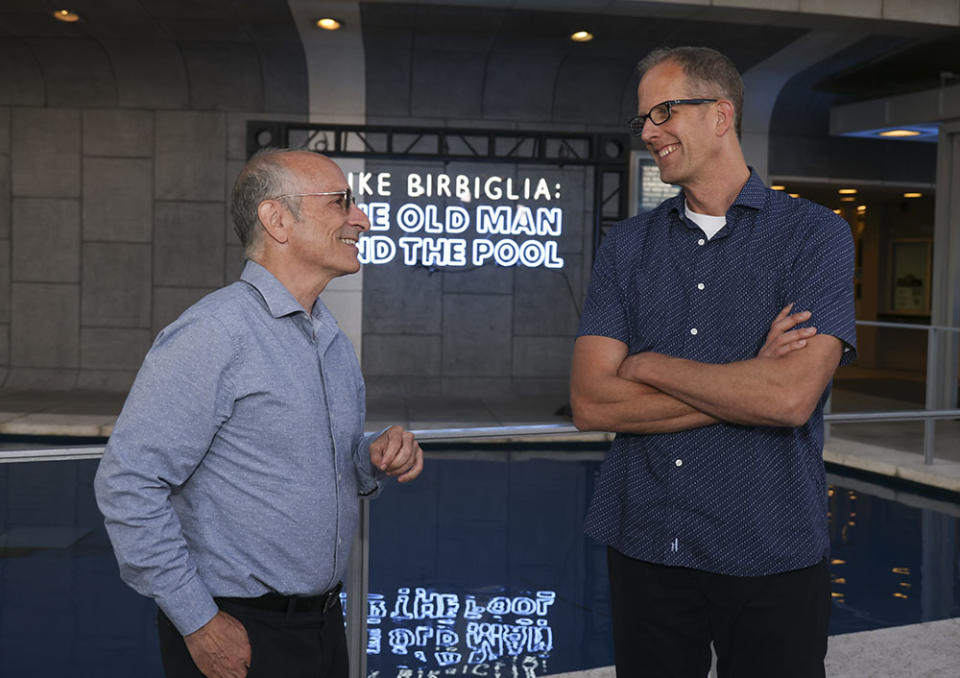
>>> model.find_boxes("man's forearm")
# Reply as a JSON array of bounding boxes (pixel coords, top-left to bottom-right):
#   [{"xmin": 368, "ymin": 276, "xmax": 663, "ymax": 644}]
[
  {"xmin": 620, "ymin": 338, "xmax": 841, "ymax": 428},
  {"xmin": 571, "ymin": 375, "xmax": 719, "ymax": 434},
  {"xmin": 570, "ymin": 335, "xmax": 720, "ymax": 434}
]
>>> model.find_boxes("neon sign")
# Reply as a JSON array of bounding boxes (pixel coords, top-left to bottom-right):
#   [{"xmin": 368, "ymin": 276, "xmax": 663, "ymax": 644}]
[
  {"xmin": 349, "ymin": 172, "xmax": 567, "ymax": 270},
  {"xmin": 345, "ymin": 588, "xmax": 558, "ymax": 678}
]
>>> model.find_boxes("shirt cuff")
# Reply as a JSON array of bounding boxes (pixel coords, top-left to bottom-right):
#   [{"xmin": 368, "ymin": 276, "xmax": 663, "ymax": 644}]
[
  {"xmin": 356, "ymin": 430, "xmax": 388, "ymax": 497},
  {"xmin": 156, "ymin": 574, "xmax": 219, "ymax": 636}
]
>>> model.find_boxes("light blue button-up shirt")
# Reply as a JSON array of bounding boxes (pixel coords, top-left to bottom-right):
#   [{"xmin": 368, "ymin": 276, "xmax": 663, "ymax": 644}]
[{"xmin": 95, "ymin": 261, "xmax": 382, "ymax": 635}]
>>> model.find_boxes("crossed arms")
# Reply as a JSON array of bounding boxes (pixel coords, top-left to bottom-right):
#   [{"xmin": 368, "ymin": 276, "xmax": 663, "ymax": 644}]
[{"xmin": 570, "ymin": 305, "xmax": 844, "ymax": 434}]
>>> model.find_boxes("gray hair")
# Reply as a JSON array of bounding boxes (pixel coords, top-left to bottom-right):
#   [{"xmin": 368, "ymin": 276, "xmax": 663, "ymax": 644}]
[
  {"xmin": 637, "ymin": 46, "xmax": 744, "ymax": 139},
  {"xmin": 230, "ymin": 148, "xmax": 303, "ymax": 258}
]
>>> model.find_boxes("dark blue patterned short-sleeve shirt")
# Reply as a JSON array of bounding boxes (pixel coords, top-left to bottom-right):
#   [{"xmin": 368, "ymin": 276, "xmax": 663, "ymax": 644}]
[{"xmin": 577, "ymin": 170, "xmax": 857, "ymax": 576}]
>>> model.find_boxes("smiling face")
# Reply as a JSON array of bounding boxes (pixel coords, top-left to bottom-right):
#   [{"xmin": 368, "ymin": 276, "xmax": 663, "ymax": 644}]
[
  {"xmin": 280, "ymin": 152, "xmax": 370, "ymax": 284},
  {"xmin": 637, "ymin": 60, "xmax": 720, "ymax": 189}
]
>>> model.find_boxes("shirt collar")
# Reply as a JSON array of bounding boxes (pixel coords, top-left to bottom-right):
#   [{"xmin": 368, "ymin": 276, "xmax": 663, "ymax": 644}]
[
  {"xmin": 732, "ymin": 167, "xmax": 766, "ymax": 210},
  {"xmin": 240, "ymin": 260, "xmax": 310, "ymax": 319},
  {"xmin": 668, "ymin": 166, "xmax": 766, "ymax": 221}
]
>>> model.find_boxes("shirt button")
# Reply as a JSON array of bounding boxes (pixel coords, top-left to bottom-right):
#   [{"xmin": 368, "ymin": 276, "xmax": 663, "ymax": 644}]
[
  {"xmin": 690, "ymin": 328, "xmax": 698, "ymax": 335},
  {"xmin": 697, "ymin": 238, "xmax": 706, "ymax": 246},
  {"xmin": 697, "ymin": 283, "xmax": 705, "ymax": 290},
  {"xmin": 675, "ymin": 459, "xmax": 683, "ymax": 467}
]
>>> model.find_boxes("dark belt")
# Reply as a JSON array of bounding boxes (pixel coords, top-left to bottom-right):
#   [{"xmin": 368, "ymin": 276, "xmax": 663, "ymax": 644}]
[{"xmin": 217, "ymin": 581, "xmax": 343, "ymax": 615}]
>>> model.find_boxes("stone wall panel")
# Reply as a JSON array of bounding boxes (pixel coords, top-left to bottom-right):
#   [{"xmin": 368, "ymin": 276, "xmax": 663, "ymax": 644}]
[
  {"xmin": 154, "ymin": 202, "xmax": 225, "ymax": 287},
  {"xmin": 11, "ymin": 283, "xmax": 79, "ymax": 368},
  {"xmin": 82, "ymin": 158, "xmax": 152, "ymax": 242},
  {"xmin": 12, "ymin": 198, "xmax": 80, "ymax": 283},
  {"xmin": 12, "ymin": 109, "xmax": 81, "ymax": 198},
  {"xmin": 81, "ymin": 243, "xmax": 151, "ymax": 328},
  {"xmin": 155, "ymin": 112, "xmax": 226, "ymax": 201}
]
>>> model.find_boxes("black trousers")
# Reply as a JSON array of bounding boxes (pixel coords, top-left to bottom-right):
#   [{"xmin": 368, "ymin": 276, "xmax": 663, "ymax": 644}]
[
  {"xmin": 157, "ymin": 596, "xmax": 348, "ymax": 678},
  {"xmin": 607, "ymin": 548, "xmax": 830, "ymax": 678}
]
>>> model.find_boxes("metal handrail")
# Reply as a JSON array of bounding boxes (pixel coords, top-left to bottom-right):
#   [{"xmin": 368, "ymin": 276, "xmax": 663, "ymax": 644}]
[
  {"xmin": 2, "ymin": 412, "xmax": 959, "ymax": 464},
  {"xmin": 852, "ymin": 318, "xmax": 960, "ymax": 463},
  {"xmin": 855, "ymin": 319, "xmax": 960, "ymax": 332}
]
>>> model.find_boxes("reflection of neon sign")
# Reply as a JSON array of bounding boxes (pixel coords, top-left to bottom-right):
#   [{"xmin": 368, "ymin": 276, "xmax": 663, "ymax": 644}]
[
  {"xmin": 348, "ymin": 588, "xmax": 557, "ymax": 678},
  {"xmin": 349, "ymin": 172, "xmax": 566, "ymax": 270}
]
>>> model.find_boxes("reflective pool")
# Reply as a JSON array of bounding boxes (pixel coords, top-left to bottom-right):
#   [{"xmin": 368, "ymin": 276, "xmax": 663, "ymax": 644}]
[{"xmin": 0, "ymin": 444, "xmax": 957, "ymax": 677}]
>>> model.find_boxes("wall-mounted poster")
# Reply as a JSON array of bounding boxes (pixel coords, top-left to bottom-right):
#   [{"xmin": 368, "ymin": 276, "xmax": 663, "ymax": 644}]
[{"xmin": 891, "ymin": 239, "xmax": 931, "ymax": 314}]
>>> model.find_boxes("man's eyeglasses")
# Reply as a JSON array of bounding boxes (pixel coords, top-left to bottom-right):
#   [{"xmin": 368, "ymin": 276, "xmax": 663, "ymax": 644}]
[
  {"xmin": 270, "ymin": 188, "xmax": 358, "ymax": 214},
  {"xmin": 627, "ymin": 99, "xmax": 718, "ymax": 136}
]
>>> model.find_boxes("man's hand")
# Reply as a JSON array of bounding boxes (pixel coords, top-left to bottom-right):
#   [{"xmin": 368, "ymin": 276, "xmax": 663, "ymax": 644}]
[
  {"xmin": 370, "ymin": 425, "xmax": 423, "ymax": 482},
  {"xmin": 183, "ymin": 611, "xmax": 251, "ymax": 678},
  {"xmin": 757, "ymin": 303, "xmax": 817, "ymax": 358}
]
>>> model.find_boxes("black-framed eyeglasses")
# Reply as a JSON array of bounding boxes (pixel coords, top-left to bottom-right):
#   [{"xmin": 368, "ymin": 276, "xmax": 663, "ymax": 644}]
[
  {"xmin": 627, "ymin": 98, "xmax": 718, "ymax": 136},
  {"xmin": 269, "ymin": 188, "xmax": 358, "ymax": 214}
]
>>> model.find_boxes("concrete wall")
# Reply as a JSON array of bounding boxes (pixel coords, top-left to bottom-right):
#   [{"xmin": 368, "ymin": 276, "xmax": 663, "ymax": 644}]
[
  {"xmin": 0, "ymin": 1, "xmax": 947, "ymax": 398},
  {"xmin": 359, "ymin": 160, "xmax": 592, "ymax": 400},
  {"xmin": 0, "ymin": 18, "xmax": 308, "ymax": 391}
]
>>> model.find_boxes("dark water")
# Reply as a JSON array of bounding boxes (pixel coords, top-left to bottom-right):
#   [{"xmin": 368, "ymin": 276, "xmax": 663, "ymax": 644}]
[{"xmin": 0, "ymin": 447, "xmax": 957, "ymax": 677}]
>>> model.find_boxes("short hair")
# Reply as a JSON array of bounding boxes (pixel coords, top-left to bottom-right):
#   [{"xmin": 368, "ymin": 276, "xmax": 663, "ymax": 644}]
[
  {"xmin": 230, "ymin": 148, "xmax": 303, "ymax": 258},
  {"xmin": 637, "ymin": 46, "xmax": 744, "ymax": 138}
]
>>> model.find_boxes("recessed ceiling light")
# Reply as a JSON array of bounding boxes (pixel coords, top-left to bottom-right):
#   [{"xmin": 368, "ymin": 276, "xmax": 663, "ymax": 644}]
[
  {"xmin": 570, "ymin": 31, "xmax": 594, "ymax": 42},
  {"xmin": 838, "ymin": 188, "xmax": 857, "ymax": 195},
  {"xmin": 788, "ymin": 193, "xmax": 800, "ymax": 198},
  {"xmin": 879, "ymin": 129, "xmax": 920, "ymax": 138},
  {"xmin": 316, "ymin": 17, "xmax": 342, "ymax": 31},
  {"xmin": 52, "ymin": 9, "xmax": 80, "ymax": 22},
  {"xmin": 840, "ymin": 196, "xmax": 856, "ymax": 202},
  {"xmin": 833, "ymin": 209, "xmax": 842, "ymax": 215},
  {"xmin": 770, "ymin": 185, "xmax": 786, "ymax": 191},
  {"xmin": 903, "ymin": 192, "xmax": 922, "ymax": 198},
  {"xmin": 856, "ymin": 205, "xmax": 866, "ymax": 213}
]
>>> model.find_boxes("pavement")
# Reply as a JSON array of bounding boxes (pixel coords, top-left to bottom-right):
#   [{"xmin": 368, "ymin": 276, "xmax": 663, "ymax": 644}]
[{"xmin": 543, "ymin": 618, "xmax": 960, "ymax": 678}]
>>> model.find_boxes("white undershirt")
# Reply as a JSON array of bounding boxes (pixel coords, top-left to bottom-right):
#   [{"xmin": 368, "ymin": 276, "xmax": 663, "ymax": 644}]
[{"xmin": 685, "ymin": 204, "xmax": 726, "ymax": 240}]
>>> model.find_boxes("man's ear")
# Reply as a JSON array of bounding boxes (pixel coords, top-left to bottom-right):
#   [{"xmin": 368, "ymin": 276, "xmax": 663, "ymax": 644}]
[
  {"xmin": 257, "ymin": 199, "xmax": 290, "ymax": 245},
  {"xmin": 715, "ymin": 100, "xmax": 735, "ymax": 136}
]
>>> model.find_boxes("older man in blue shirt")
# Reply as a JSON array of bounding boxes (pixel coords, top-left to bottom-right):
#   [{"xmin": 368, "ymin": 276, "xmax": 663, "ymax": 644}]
[
  {"xmin": 96, "ymin": 149, "xmax": 423, "ymax": 678},
  {"xmin": 571, "ymin": 47, "xmax": 856, "ymax": 678}
]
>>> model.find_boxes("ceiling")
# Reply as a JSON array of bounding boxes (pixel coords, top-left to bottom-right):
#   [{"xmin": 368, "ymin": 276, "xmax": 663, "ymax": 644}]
[{"xmin": 1, "ymin": 1, "xmax": 957, "ymax": 105}]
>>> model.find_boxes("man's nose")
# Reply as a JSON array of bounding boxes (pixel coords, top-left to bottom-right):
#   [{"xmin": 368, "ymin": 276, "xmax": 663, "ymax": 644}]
[
  {"xmin": 640, "ymin": 117, "xmax": 659, "ymax": 144},
  {"xmin": 350, "ymin": 202, "xmax": 371, "ymax": 231}
]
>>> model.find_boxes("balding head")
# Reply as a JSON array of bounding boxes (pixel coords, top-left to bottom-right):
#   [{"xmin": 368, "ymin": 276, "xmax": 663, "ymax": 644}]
[{"xmin": 230, "ymin": 148, "xmax": 306, "ymax": 260}]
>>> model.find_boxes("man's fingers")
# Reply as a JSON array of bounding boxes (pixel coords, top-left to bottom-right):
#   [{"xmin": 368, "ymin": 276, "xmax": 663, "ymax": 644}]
[
  {"xmin": 396, "ymin": 444, "xmax": 424, "ymax": 482},
  {"xmin": 373, "ymin": 426, "xmax": 403, "ymax": 470},
  {"xmin": 772, "ymin": 303, "xmax": 794, "ymax": 323},
  {"xmin": 373, "ymin": 426, "xmax": 423, "ymax": 476},
  {"xmin": 770, "ymin": 309, "xmax": 811, "ymax": 334},
  {"xmin": 383, "ymin": 432, "xmax": 418, "ymax": 474},
  {"xmin": 778, "ymin": 326, "xmax": 817, "ymax": 345},
  {"xmin": 184, "ymin": 611, "xmax": 251, "ymax": 678},
  {"xmin": 773, "ymin": 338, "xmax": 808, "ymax": 357},
  {"xmin": 766, "ymin": 328, "xmax": 816, "ymax": 357}
]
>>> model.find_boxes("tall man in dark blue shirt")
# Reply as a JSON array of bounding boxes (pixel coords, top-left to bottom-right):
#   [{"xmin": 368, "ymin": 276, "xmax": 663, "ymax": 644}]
[{"xmin": 571, "ymin": 47, "xmax": 857, "ymax": 678}]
